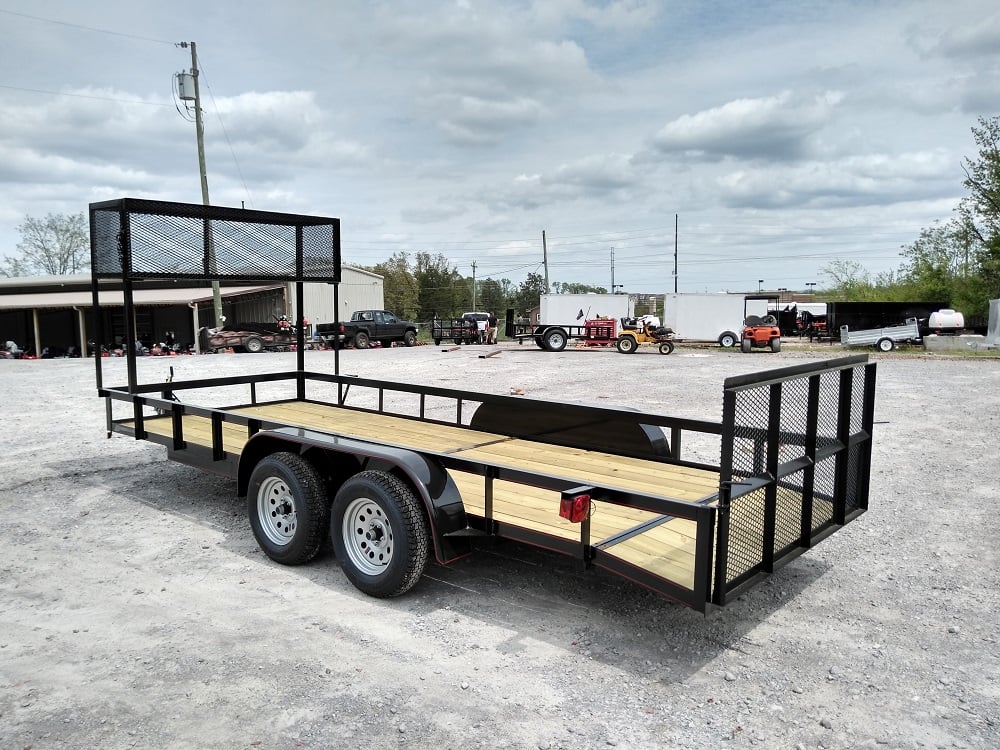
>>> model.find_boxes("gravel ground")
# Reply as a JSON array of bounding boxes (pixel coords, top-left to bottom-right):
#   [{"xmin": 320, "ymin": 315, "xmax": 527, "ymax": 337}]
[{"xmin": 1, "ymin": 342, "xmax": 998, "ymax": 750}]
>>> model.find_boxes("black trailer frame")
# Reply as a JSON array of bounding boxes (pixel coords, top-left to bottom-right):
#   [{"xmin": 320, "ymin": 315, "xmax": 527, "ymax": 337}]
[{"xmin": 91, "ymin": 199, "xmax": 877, "ymax": 612}]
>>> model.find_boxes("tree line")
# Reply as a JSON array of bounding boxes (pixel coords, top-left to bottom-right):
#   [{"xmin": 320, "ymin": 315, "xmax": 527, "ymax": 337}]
[
  {"xmin": 366, "ymin": 251, "xmax": 551, "ymax": 322},
  {"xmin": 820, "ymin": 116, "xmax": 999, "ymax": 318}
]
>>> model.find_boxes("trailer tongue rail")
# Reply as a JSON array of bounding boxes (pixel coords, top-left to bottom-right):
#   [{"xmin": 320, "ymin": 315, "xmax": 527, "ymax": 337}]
[{"xmin": 92, "ymin": 198, "xmax": 877, "ymax": 612}]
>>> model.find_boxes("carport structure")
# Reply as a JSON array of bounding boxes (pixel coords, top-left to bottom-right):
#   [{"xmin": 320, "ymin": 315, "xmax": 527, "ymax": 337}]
[{"xmin": 0, "ymin": 275, "xmax": 283, "ymax": 356}]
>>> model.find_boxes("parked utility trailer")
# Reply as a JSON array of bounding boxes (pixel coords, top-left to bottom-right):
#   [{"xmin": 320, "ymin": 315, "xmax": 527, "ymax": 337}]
[
  {"xmin": 91, "ymin": 199, "xmax": 877, "ymax": 612},
  {"xmin": 663, "ymin": 293, "xmax": 771, "ymax": 347},
  {"xmin": 505, "ymin": 294, "xmax": 635, "ymax": 352},
  {"xmin": 840, "ymin": 318, "xmax": 921, "ymax": 352}
]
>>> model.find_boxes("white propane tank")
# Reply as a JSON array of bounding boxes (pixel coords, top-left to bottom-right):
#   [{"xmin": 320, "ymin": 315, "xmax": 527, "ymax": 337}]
[{"xmin": 928, "ymin": 309, "xmax": 965, "ymax": 330}]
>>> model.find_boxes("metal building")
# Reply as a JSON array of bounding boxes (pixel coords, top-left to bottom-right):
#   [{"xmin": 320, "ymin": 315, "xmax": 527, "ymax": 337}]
[{"xmin": 0, "ymin": 267, "xmax": 383, "ymax": 357}]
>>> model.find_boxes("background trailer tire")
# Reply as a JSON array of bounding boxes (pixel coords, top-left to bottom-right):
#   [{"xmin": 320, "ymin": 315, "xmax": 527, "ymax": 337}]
[
  {"xmin": 719, "ymin": 331, "xmax": 738, "ymax": 348},
  {"xmin": 331, "ymin": 470, "xmax": 430, "ymax": 598},
  {"xmin": 542, "ymin": 328, "xmax": 568, "ymax": 352},
  {"xmin": 247, "ymin": 452, "xmax": 329, "ymax": 565}
]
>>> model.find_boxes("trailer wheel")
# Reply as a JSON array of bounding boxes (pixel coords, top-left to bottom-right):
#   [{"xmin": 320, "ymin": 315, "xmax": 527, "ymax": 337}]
[
  {"xmin": 542, "ymin": 328, "xmax": 568, "ymax": 352},
  {"xmin": 877, "ymin": 337, "xmax": 894, "ymax": 352},
  {"xmin": 403, "ymin": 330, "xmax": 417, "ymax": 347},
  {"xmin": 770, "ymin": 337, "xmax": 781, "ymax": 353},
  {"xmin": 354, "ymin": 332, "xmax": 370, "ymax": 349},
  {"xmin": 719, "ymin": 331, "xmax": 738, "ymax": 348},
  {"xmin": 247, "ymin": 452, "xmax": 329, "ymax": 565},
  {"xmin": 658, "ymin": 341, "xmax": 674, "ymax": 355},
  {"xmin": 245, "ymin": 336, "xmax": 264, "ymax": 354},
  {"xmin": 331, "ymin": 470, "xmax": 429, "ymax": 598},
  {"xmin": 616, "ymin": 335, "xmax": 637, "ymax": 354},
  {"xmin": 741, "ymin": 338, "xmax": 752, "ymax": 353},
  {"xmin": 533, "ymin": 336, "xmax": 546, "ymax": 349}
]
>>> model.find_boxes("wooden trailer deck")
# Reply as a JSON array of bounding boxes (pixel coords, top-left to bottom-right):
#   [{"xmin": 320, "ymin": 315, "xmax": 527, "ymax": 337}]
[{"xmin": 132, "ymin": 400, "xmax": 722, "ymax": 592}]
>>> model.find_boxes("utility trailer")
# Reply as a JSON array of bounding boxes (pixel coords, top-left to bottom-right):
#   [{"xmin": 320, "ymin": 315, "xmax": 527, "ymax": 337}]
[
  {"xmin": 430, "ymin": 316, "xmax": 480, "ymax": 346},
  {"xmin": 505, "ymin": 294, "xmax": 634, "ymax": 352},
  {"xmin": 91, "ymin": 199, "xmax": 877, "ymax": 612},
  {"xmin": 840, "ymin": 318, "xmax": 921, "ymax": 352}
]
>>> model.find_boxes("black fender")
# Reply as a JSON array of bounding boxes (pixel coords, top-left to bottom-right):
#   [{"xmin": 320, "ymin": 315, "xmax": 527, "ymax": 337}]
[
  {"xmin": 238, "ymin": 427, "xmax": 470, "ymax": 565},
  {"xmin": 471, "ymin": 399, "xmax": 670, "ymax": 459}
]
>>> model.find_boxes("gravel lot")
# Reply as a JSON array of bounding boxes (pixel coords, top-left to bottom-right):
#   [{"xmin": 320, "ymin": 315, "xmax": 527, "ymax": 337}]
[{"xmin": 1, "ymin": 342, "xmax": 998, "ymax": 750}]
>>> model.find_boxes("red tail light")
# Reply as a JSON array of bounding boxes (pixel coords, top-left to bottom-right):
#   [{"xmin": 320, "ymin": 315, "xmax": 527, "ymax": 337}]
[{"xmin": 559, "ymin": 493, "xmax": 591, "ymax": 523}]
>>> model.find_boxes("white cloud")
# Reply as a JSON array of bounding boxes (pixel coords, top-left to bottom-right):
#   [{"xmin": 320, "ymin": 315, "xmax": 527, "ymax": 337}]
[
  {"xmin": 651, "ymin": 91, "xmax": 845, "ymax": 162},
  {"xmin": 714, "ymin": 150, "xmax": 957, "ymax": 209}
]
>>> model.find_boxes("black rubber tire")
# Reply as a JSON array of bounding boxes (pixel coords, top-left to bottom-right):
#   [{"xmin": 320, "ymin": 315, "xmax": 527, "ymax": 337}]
[
  {"xmin": 741, "ymin": 338, "xmax": 752, "ymax": 353},
  {"xmin": 658, "ymin": 341, "xmax": 674, "ymax": 355},
  {"xmin": 719, "ymin": 332, "xmax": 738, "ymax": 348},
  {"xmin": 534, "ymin": 336, "xmax": 546, "ymax": 349},
  {"xmin": 247, "ymin": 452, "xmax": 329, "ymax": 565},
  {"xmin": 616, "ymin": 335, "xmax": 637, "ymax": 354},
  {"xmin": 434, "ymin": 338, "xmax": 441, "ymax": 346},
  {"xmin": 245, "ymin": 336, "xmax": 264, "ymax": 354},
  {"xmin": 403, "ymin": 330, "xmax": 417, "ymax": 347},
  {"xmin": 543, "ymin": 328, "xmax": 568, "ymax": 352},
  {"xmin": 877, "ymin": 337, "xmax": 894, "ymax": 352},
  {"xmin": 770, "ymin": 337, "xmax": 781, "ymax": 353},
  {"xmin": 330, "ymin": 470, "xmax": 430, "ymax": 598},
  {"xmin": 354, "ymin": 332, "xmax": 370, "ymax": 349}
]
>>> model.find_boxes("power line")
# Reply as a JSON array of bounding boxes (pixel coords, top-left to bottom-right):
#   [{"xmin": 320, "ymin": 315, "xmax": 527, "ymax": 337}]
[
  {"xmin": 0, "ymin": 83, "xmax": 170, "ymax": 107},
  {"xmin": 0, "ymin": 8, "xmax": 175, "ymax": 45}
]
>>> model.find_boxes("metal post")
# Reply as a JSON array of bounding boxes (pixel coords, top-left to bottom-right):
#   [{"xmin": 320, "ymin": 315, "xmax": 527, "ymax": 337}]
[{"xmin": 182, "ymin": 41, "xmax": 223, "ymax": 327}]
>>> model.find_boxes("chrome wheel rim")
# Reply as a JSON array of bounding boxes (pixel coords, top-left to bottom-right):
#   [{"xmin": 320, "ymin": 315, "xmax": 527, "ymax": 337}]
[
  {"xmin": 257, "ymin": 476, "xmax": 297, "ymax": 546},
  {"xmin": 342, "ymin": 497, "xmax": 394, "ymax": 576}
]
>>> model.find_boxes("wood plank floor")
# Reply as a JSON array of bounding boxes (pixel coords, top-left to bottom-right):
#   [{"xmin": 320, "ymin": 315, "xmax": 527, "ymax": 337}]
[{"xmin": 131, "ymin": 399, "xmax": 721, "ymax": 592}]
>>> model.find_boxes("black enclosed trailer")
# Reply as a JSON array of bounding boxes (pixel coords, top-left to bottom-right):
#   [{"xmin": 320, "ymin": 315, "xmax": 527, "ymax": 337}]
[{"xmin": 91, "ymin": 199, "xmax": 877, "ymax": 612}]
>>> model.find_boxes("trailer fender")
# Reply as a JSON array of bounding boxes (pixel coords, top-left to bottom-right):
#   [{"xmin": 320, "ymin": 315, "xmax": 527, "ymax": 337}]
[{"xmin": 238, "ymin": 428, "xmax": 470, "ymax": 564}]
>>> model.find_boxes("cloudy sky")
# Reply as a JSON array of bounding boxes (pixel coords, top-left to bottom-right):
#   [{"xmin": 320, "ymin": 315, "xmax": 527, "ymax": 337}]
[{"xmin": 1, "ymin": 0, "xmax": 997, "ymax": 293}]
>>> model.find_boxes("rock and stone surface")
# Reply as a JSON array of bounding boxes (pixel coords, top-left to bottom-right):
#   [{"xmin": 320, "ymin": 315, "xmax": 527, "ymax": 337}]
[{"xmin": 1, "ymin": 343, "xmax": 997, "ymax": 749}]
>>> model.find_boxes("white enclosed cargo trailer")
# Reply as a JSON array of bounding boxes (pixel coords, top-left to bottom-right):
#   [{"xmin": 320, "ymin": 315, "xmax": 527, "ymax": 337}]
[
  {"xmin": 538, "ymin": 294, "xmax": 634, "ymax": 325},
  {"xmin": 662, "ymin": 294, "xmax": 770, "ymax": 347}
]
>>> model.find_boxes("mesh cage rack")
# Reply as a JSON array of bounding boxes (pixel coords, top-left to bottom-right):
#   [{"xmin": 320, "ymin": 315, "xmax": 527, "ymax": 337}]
[
  {"xmin": 89, "ymin": 198, "xmax": 341, "ymax": 282},
  {"xmin": 88, "ymin": 198, "xmax": 342, "ymax": 393}
]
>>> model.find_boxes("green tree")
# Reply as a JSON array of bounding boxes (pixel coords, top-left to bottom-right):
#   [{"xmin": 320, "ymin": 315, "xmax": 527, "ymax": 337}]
[
  {"xmin": 371, "ymin": 252, "xmax": 419, "ymax": 319},
  {"xmin": 414, "ymin": 252, "xmax": 463, "ymax": 321},
  {"xmin": 820, "ymin": 259, "xmax": 882, "ymax": 300},
  {"xmin": 511, "ymin": 272, "xmax": 548, "ymax": 318},
  {"xmin": 477, "ymin": 277, "xmax": 508, "ymax": 315},
  {"xmin": 896, "ymin": 222, "xmax": 965, "ymax": 303},
  {"xmin": 552, "ymin": 281, "xmax": 608, "ymax": 294},
  {"xmin": 1, "ymin": 212, "xmax": 89, "ymax": 277},
  {"xmin": 958, "ymin": 115, "xmax": 1000, "ymax": 302}
]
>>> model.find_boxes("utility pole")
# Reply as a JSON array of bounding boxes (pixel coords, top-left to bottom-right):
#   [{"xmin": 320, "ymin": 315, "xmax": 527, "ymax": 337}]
[
  {"xmin": 542, "ymin": 230, "xmax": 549, "ymax": 293},
  {"xmin": 471, "ymin": 260, "xmax": 477, "ymax": 311},
  {"xmin": 674, "ymin": 213, "xmax": 678, "ymax": 293},
  {"xmin": 177, "ymin": 41, "xmax": 223, "ymax": 327},
  {"xmin": 610, "ymin": 246, "xmax": 615, "ymax": 293}
]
